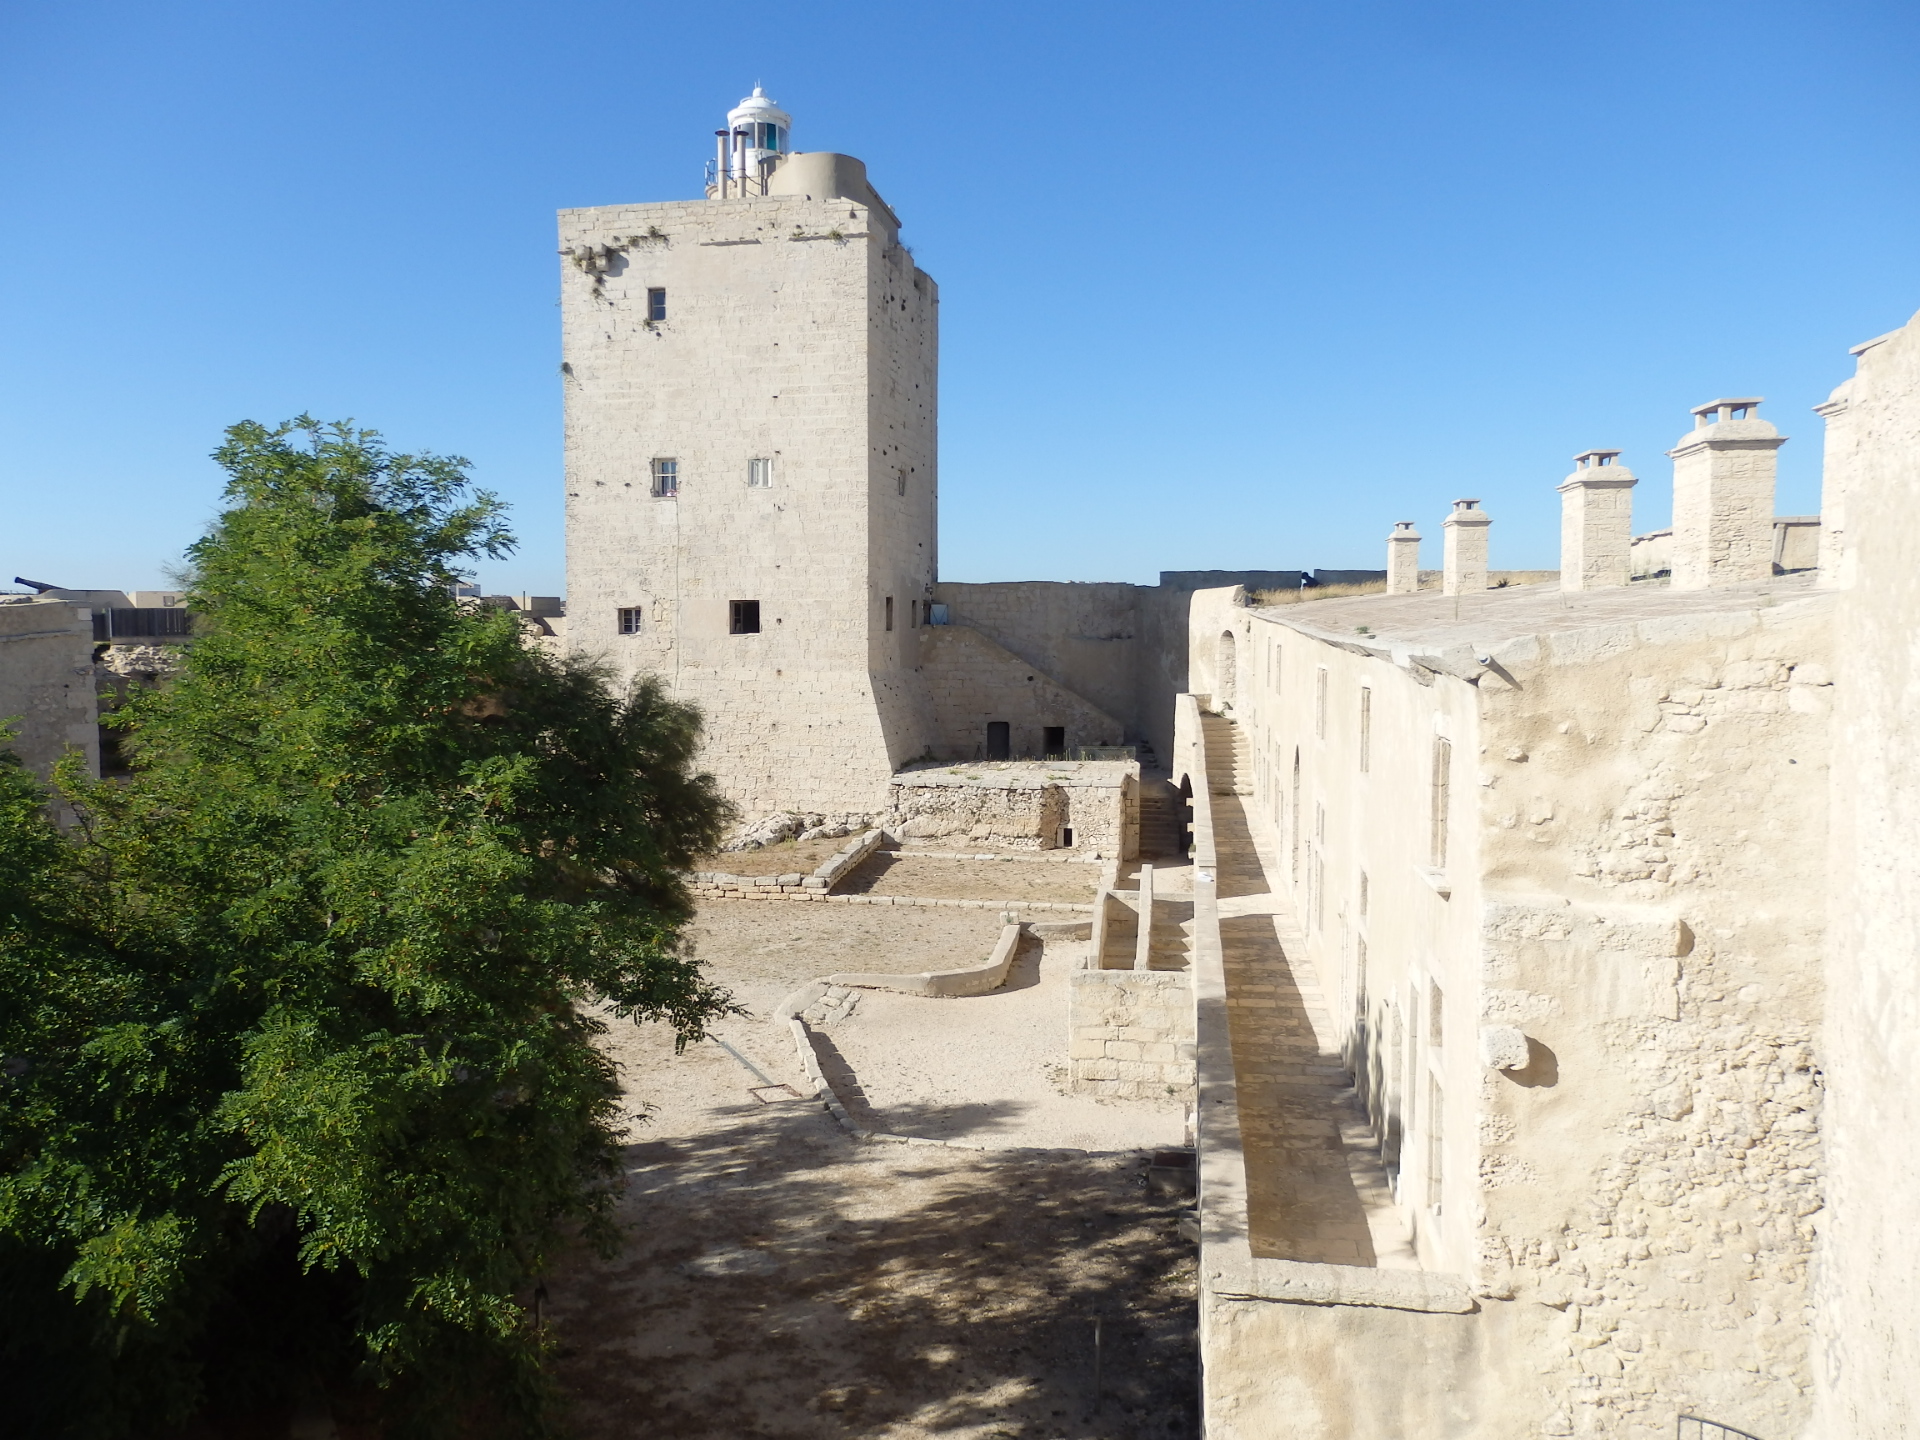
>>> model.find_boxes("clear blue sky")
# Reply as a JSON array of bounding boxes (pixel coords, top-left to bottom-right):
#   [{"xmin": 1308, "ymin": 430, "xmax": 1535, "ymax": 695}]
[{"xmin": 3, "ymin": 0, "xmax": 1916, "ymax": 594}]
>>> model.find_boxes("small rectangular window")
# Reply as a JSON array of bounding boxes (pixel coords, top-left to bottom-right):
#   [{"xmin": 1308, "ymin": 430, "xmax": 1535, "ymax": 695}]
[
  {"xmin": 729, "ymin": 600, "xmax": 761, "ymax": 635},
  {"xmin": 1359, "ymin": 687, "xmax": 1372, "ymax": 773},
  {"xmin": 647, "ymin": 287, "xmax": 667, "ymax": 322},
  {"xmin": 617, "ymin": 607, "xmax": 644, "ymax": 635},
  {"xmin": 1315, "ymin": 667, "xmax": 1328, "ymax": 738},
  {"xmin": 651, "ymin": 458, "xmax": 678, "ymax": 497},
  {"xmin": 1430, "ymin": 736, "xmax": 1452, "ymax": 868},
  {"xmin": 884, "ymin": 596, "xmax": 894, "ymax": 631},
  {"xmin": 748, "ymin": 458, "xmax": 772, "ymax": 488}
]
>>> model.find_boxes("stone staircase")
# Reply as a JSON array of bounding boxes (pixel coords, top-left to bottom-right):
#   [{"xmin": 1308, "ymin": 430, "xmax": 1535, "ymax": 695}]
[
  {"xmin": 1137, "ymin": 777, "xmax": 1185, "ymax": 857},
  {"xmin": 1202, "ymin": 712, "xmax": 1254, "ymax": 796}
]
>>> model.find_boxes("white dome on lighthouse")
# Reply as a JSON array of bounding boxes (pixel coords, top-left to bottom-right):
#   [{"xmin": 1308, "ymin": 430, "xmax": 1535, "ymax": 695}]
[
  {"xmin": 720, "ymin": 85, "xmax": 791, "ymax": 187},
  {"xmin": 727, "ymin": 85, "xmax": 791, "ymax": 135}
]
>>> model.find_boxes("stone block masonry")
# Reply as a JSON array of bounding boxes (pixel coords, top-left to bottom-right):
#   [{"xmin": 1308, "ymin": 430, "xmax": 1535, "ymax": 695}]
[
  {"xmin": 1069, "ymin": 967, "xmax": 1195, "ymax": 1101},
  {"xmin": 0, "ymin": 597, "xmax": 99, "ymax": 783},
  {"xmin": 887, "ymin": 760, "xmax": 1138, "ymax": 857},
  {"xmin": 561, "ymin": 178, "xmax": 938, "ymax": 818}
]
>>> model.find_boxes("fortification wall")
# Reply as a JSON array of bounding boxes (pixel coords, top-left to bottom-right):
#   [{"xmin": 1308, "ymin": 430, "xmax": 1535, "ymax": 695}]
[
  {"xmin": 1815, "ymin": 307, "xmax": 1920, "ymax": 1439},
  {"xmin": 0, "ymin": 598, "xmax": 98, "ymax": 782},
  {"xmin": 916, "ymin": 622, "xmax": 1127, "ymax": 763}
]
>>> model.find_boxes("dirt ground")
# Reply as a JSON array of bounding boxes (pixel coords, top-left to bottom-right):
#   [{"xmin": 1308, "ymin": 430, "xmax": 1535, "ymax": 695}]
[
  {"xmin": 546, "ymin": 902, "xmax": 1199, "ymax": 1439},
  {"xmin": 697, "ymin": 835, "xmax": 853, "ymax": 876},
  {"xmin": 838, "ymin": 853, "xmax": 1101, "ymax": 904},
  {"xmin": 822, "ymin": 937, "xmax": 1186, "ymax": 1151}
]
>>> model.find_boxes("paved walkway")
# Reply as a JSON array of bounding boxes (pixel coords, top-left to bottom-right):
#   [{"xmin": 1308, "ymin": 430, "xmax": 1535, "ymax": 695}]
[{"xmin": 1201, "ymin": 714, "xmax": 1415, "ymax": 1269}]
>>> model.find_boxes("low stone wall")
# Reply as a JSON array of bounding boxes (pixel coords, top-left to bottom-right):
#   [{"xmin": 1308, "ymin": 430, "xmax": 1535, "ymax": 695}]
[
  {"xmin": 829, "ymin": 921, "xmax": 1023, "ymax": 998},
  {"xmin": 887, "ymin": 761, "xmax": 1138, "ymax": 857},
  {"xmin": 1069, "ymin": 967, "xmax": 1195, "ymax": 1101},
  {"xmin": 690, "ymin": 828, "xmax": 882, "ymax": 899},
  {"xmin": 776, "ymin": 924, "xmax": 1098, "ymax": 1153}
]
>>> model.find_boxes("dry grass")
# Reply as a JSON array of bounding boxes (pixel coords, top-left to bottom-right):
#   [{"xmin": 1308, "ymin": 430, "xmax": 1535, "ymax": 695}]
[
  {"xmin": 1247, "ymin": 571, "xmax": 1560, "ymax": 607},
  {"xmin": 1246, "ymin": 580, "xmax": 1387, "ymax": 606}
]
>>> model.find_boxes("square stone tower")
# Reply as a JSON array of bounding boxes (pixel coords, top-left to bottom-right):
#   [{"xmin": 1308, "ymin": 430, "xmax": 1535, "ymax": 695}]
[{"xmin": 561, "ymin": 91, "xmax": 938, "ymax": 818}]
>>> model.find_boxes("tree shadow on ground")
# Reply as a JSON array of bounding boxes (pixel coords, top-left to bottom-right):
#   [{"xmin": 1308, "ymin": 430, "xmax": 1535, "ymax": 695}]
[{"xmin": 545, "ymin": 1103, "xmax": 1199, "ymax": 1440}]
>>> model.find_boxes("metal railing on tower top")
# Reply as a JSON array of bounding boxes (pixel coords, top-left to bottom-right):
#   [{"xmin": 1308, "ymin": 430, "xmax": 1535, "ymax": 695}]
[{"xmin": 703, "ymin": 160, "xmax": 772, "ymax": 198}]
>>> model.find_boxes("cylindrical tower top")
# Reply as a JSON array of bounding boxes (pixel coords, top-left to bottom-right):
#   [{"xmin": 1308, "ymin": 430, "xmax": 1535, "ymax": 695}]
[{"xmin": 722, "ymin": 87, "xmax": 791, "ymax": 183}]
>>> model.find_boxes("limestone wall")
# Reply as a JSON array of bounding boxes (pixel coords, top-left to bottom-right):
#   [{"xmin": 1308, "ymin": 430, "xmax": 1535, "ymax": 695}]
[
  {"xmin": 932, "ymin": 581, "xmax": 1143, "ymax": 734},
  {"xmin": 1815, "ymin": 307, "xmax": 1920, "ymax": 1440},
  {"xmin": 1068, "ymin": 967, "xmax": 1194, "ymax": 1100},
  {"xmin": 886, "ymin": 760, "xmax": 1136, "ymax": 856},
  {"xmin": 560, "ymin": 187, "xmax": 936, "ymax": 816},
  {"xmin": 916, "ymin": 622, "xmax": 1128, "ymax": 762},
  {"xmin": 0, "ymin": 598, "xmax": 98, "ymax": 781},
  {"xmin": 1185, "ymin": 575, "xmax": 1833, "ymax": 1438}
]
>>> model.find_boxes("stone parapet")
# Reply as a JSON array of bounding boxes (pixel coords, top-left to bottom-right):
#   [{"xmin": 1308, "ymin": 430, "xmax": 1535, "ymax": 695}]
[{"xmin": 1069, "ymin": 967, "xmax": 1196, "ymax": 1100}]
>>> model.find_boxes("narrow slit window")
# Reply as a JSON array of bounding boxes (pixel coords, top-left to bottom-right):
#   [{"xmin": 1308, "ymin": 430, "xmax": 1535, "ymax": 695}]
[
  {"xmin": 1359, "ymin": 687, "xmax": 1372, "ymax": 773},
  {"xmin": 1430, "ymin": 736, "xmax": 1452, "ymax": 868},
  {"xmin": 748, "ymin": 457, "xmax": 772, "ymax": 488},
  {"xmin": 617, "ymin": 607, "xmax": 644, "ymax": 635},
  {"xmin": 646, "ymin": 287, "xmax": 667, "ymax": 322},
  {"xmin": 1315, "ymin": 667, "xmax": 1329, "ymax": 738},
  {"xmin": 896, "ymin": 468, "xmax": 907, "ymax": 496},
  {"xmin": 650, "ymin": 458, "xmax": 678, "ymax": 497},
  {"xmin": 729, "ymin": 600, "xmax": 761, "ymax": 635},
  {"xmin": 1427, "ymin": 1077, "xmax": 1445, "ymax": 1210},
  {"xmin": 884, "ymin": 596, "xmax": 894, "ymax": 632}
]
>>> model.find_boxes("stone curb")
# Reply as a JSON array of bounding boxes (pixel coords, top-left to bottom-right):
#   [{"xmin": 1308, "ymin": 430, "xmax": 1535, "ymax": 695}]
[
  {"xmin": 690, "ymin": 890, "xmax": 1095, "ymax": 913},
  {"xmin": 770, "ymin": 923, "xmax": 1111, "ymax": 1156}
]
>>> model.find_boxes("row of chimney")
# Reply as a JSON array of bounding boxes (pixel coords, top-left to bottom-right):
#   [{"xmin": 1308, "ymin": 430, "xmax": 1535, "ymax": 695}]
[{"xmin": 1384, "ymin": 398, "xmax": 1788, "ymax": 596}]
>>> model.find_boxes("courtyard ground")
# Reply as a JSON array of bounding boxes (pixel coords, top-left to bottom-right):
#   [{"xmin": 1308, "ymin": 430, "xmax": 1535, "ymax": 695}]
[
  {"xmin": 838, "ymin": 852, "xmax": 1102, "ymax": 904},
  {"xmin": 547, "ymin": 893, "xmax": 1200, "ymax": 1440}
]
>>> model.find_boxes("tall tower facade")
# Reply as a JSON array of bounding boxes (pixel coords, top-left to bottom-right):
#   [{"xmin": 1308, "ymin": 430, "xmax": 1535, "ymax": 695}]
[{"xmin": 560, "ymin": 92, "xmax": 938, "ymax": 818}]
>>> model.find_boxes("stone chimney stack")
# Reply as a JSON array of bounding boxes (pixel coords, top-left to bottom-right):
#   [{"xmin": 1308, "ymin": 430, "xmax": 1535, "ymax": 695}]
[
  {"xmin": 1666, "ymin": 398, "xmax": 1785, "ymax": 590},
  {"xmin": 1558, "ymin": 450, "xmax": 1637, "ymax": 591},
  {"xmin": 1813, "ymin": 380, "xmax": 1855, "ymax": 588},
  {"xmin": 1442, "ymin": 499, "xmax": 1491, "ymax": 596},
  {"xmin": 1386, "ymin": 522, "xmax": 1421, "ymax": 594}
]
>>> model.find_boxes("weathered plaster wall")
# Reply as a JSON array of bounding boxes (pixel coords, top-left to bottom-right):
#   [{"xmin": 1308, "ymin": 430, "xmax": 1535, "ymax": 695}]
[
  {"xmin": 1814, "ymin": 307, "xmax": 1920, "ymax": 1440},
  {"xmin": 561, "ymin": 186, "xmax": 936, "ymax": 816},
  {"xmin": 1187, "ymin": 578, "xmax": 1832, "ymax": 1439},
  {"xmin": 0, "ymin": 598, "xmax": 98, "ymax": 781},
  {"xmin": 1471, "ymin": 602, "xmax": 1830, "ymax": 1440}
]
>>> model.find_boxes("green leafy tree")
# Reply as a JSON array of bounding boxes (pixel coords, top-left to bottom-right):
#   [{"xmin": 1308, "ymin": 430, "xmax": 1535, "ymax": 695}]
[{"xmin": 0, "ymin": 418, "xmax": 733, "ymax": 1436}]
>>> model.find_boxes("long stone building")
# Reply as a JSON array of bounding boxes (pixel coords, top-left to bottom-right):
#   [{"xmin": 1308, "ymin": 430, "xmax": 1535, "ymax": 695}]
[{"xmin": 1171, "ymin": 316, "xmax": 1920, "ymax": 1437}]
